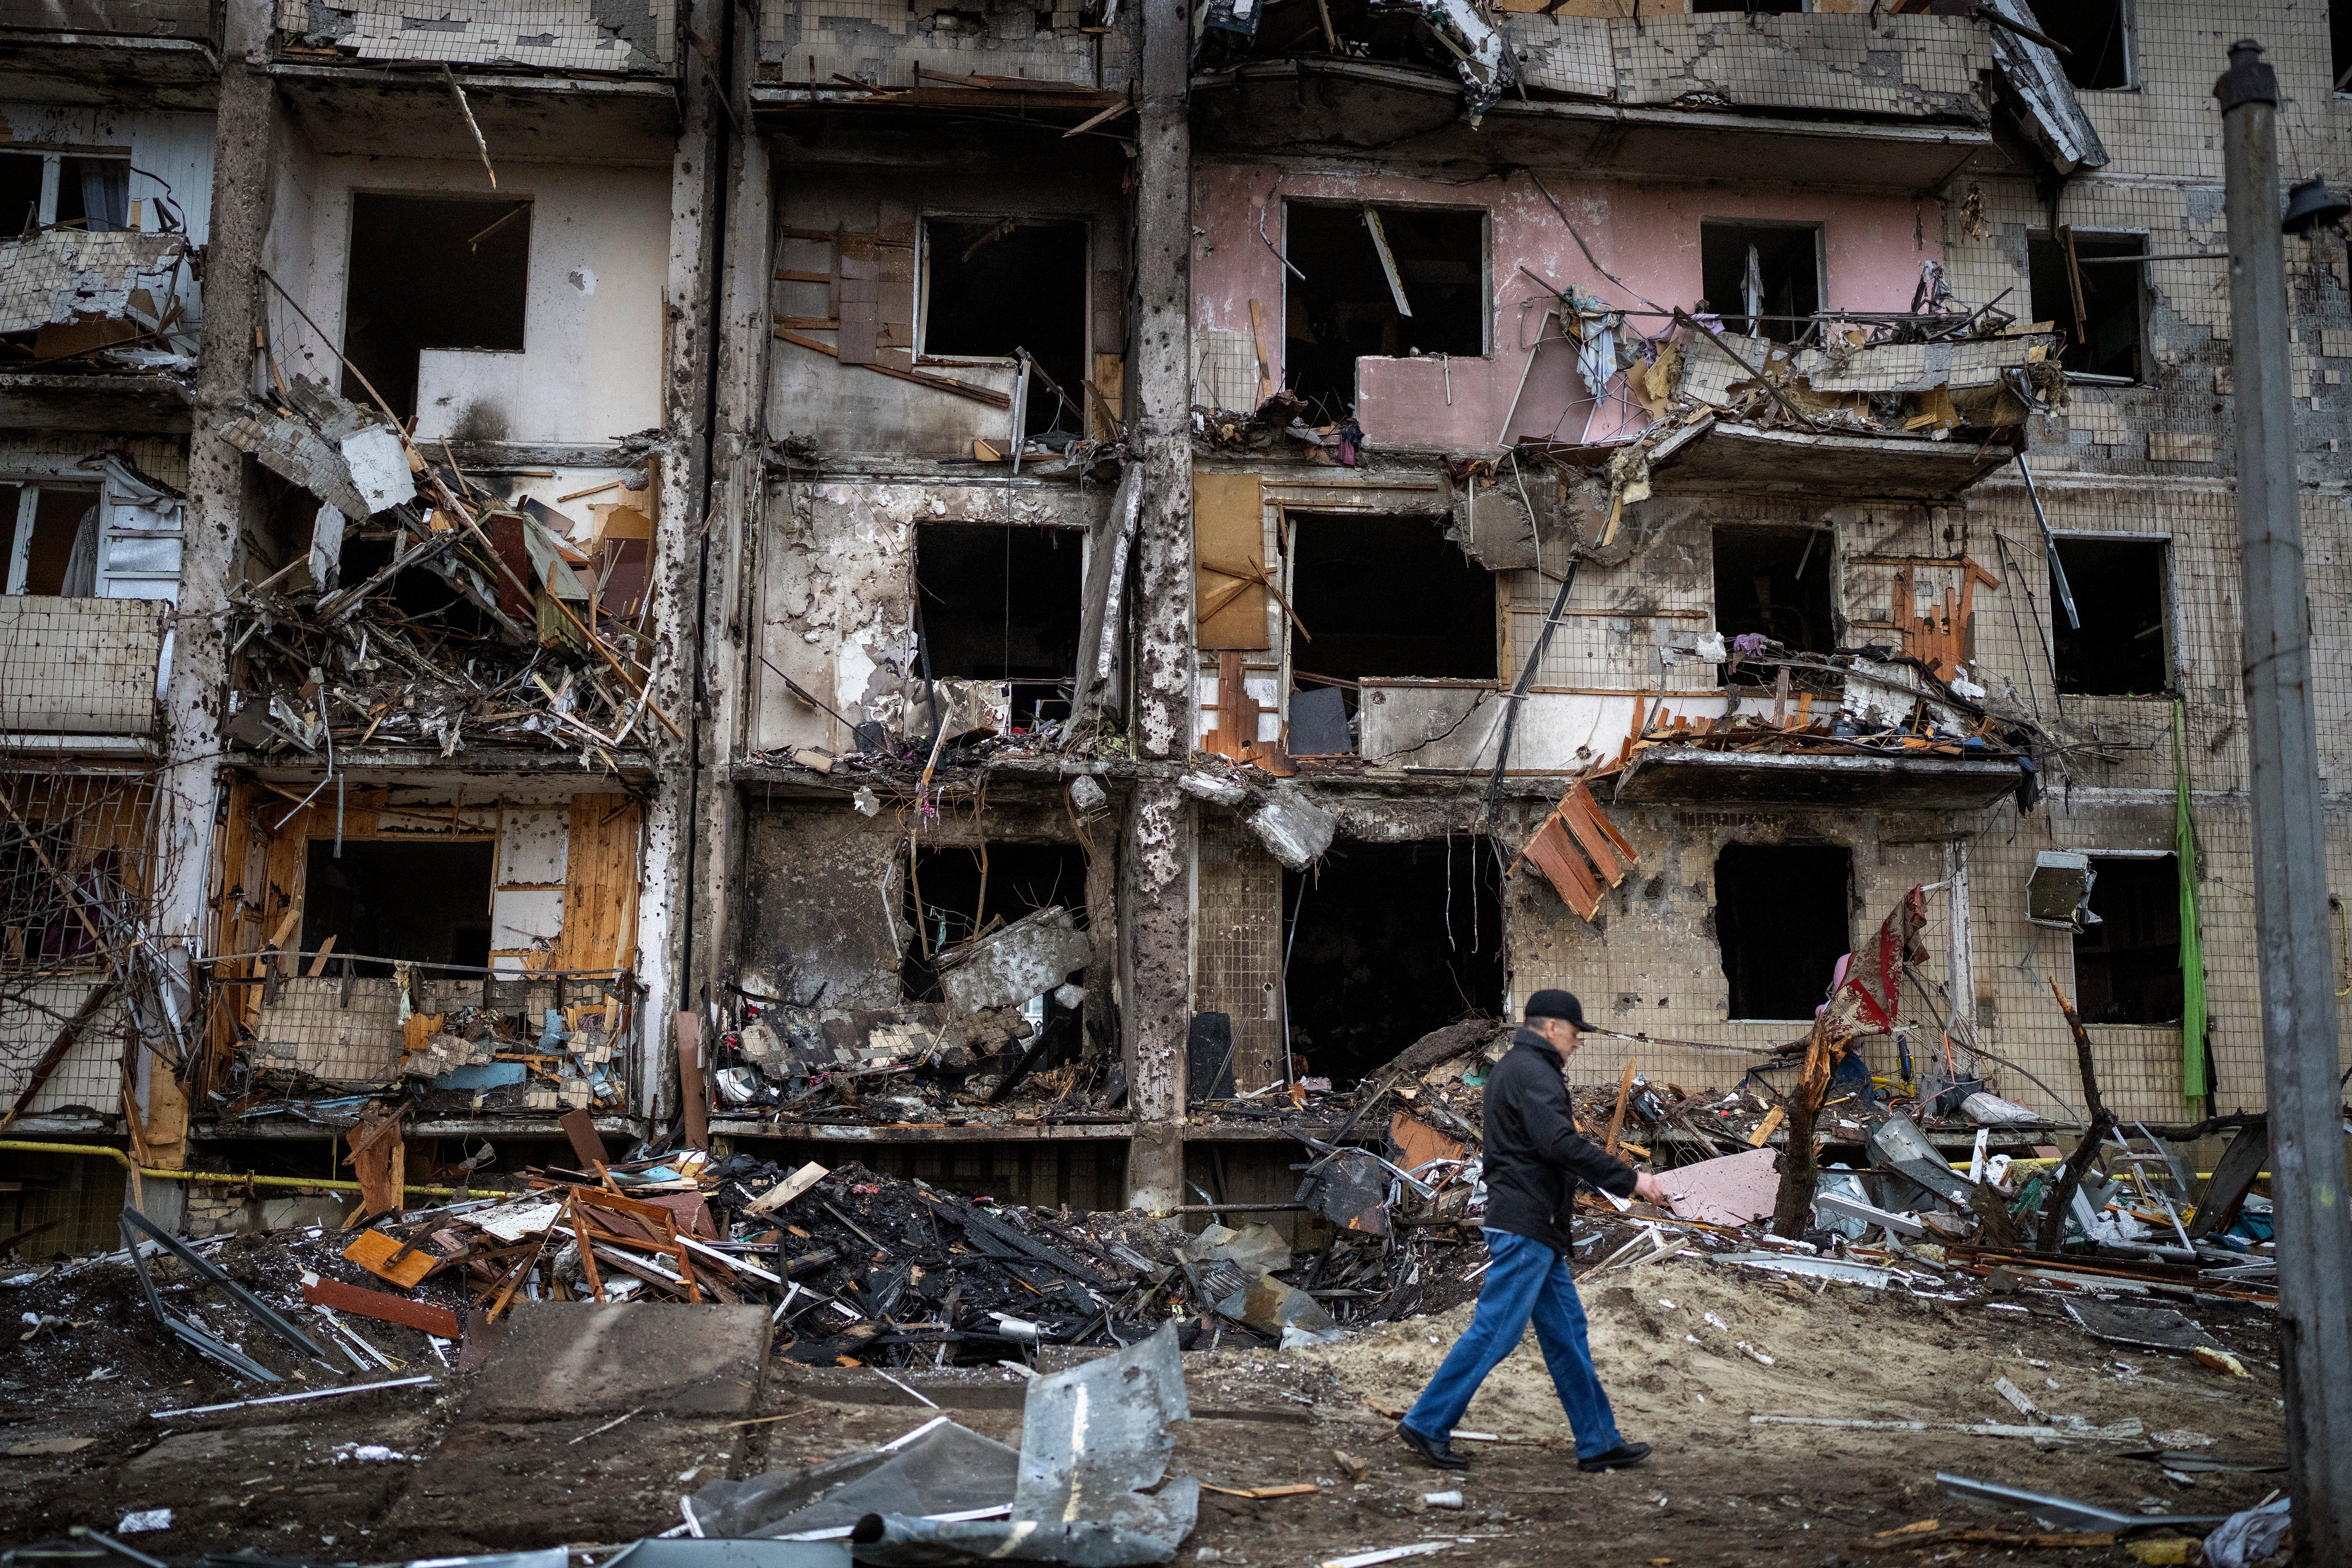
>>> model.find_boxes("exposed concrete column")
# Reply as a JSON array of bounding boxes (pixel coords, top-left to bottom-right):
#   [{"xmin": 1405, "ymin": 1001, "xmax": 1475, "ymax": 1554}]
[
  {"xmin": 642, "ymin": 0, "xmax": 731, "ymax": 1123},
  {"xmin": 680, "ymin": 0, "xmax": 772, "ymax": 1114},
  {"xmin": 1121, "ymin": 0, "xmax": 1193, "ymax": 1212},
  {"xmin": 147, "ymin": 0, "xmax": 279, "ymax": 1153}
]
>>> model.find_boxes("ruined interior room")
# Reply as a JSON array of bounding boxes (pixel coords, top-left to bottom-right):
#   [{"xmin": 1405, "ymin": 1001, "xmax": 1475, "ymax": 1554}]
[
  {"xmin": 899, "ymin": 840, "xmax": 1091, "ymax": 1003},
  {"xmin": 2028, "ymin": 230, "xmax": 2147, "ymax": 381},
  {"xmin": 295, "ymin": 838, "xmax": 496, "ymax": 973},
  {"xmin": 1699, "ymin": 222, "xmax": 1822, "ymax": 341},
  {"xmin": 1715, "ymin": 841, "xmax": 1851, "ymax": 1022},
  {"xmin": 1287, "ymin": 509, "xmax": 1494, "ymax": 699},
  {"xmin": 1, "ymin": 481, "xmax": 98, "ymax": 597},
  {"xmin": 341, "ymin": 193, "xmax": 532, "ymax": 422},
  {"xmin": 1279, "ymin": 836, "xmax": 1502, "ymax": 1088},
  {"xmin": 2073, "ymin": 852, "xmax": 2185, "ymax": 1027},
  {"xmin": 914, "ymin": 521, "xmax": 1084, "ymax": 723},
  {"xmin": 1282, "ymin": 201, "xmax": 1485, "ymax": 418},
  {"xmin": 1711, "ymin": 523, "xmax": 1835, "ymax": 672},
  {"xmin": 2049, "ymin": 534, "xmax": 2170, "ymax": 695}
]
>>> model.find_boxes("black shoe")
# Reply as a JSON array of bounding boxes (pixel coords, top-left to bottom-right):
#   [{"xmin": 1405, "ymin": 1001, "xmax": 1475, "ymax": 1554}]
[
  {"xmin": 1578, "ymin": 1441, "xmax": 1652, "ymax": 1472},
  {"xmin": 1395, "ymin": 1422, "xmax": 1470, "ymax": 1471}
]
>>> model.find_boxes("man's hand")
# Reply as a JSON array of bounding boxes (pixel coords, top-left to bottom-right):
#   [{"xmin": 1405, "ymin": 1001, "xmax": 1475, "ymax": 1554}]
[{"xmin": 1631, "ymin": 1172, "xmax": 1673, "ymax": 1207}]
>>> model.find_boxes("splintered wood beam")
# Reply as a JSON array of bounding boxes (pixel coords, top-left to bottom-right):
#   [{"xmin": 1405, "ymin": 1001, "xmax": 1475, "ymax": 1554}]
[{"xmin": 775, "ymin": 328, "xmax": 1011, "ymax": 409}]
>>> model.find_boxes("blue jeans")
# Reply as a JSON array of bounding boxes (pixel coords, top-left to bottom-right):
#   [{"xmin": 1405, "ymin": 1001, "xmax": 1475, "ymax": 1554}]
[{"xmin": 1403, "ymin": 1228, "xmax": 1624, "ymax": 1460}]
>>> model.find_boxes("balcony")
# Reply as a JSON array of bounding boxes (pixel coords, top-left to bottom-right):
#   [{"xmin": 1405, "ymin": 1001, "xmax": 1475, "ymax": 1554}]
[
  {"xmin": 0, "ymin": 230, "xmax": 198, "ymax": 432},
  {"xmin": 1192, "ymin": 11, "xmax": 2002, "ymax": 185},
  {"xmin": 0, "ymin": 595, "xmax": 165, "ymax": 747},
  {"xmin": 0, "ymin": 0, "xmax": 221, "ymax": 103}
]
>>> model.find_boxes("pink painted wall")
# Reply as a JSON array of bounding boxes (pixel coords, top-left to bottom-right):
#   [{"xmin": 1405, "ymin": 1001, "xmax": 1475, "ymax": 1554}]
[{"xmin": 1192, "ymin": 164, "xmax": 1941, "ymax": 449}]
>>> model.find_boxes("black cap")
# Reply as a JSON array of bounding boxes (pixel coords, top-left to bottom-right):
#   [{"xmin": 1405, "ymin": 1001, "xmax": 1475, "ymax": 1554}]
[{"xmin": 1525, "ymin": 989, "xmax": 1584, "ymax": 1027}]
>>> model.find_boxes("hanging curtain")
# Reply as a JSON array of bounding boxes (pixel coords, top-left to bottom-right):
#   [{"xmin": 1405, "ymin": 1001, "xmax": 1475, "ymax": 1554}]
[
  {"xmin": 79, "ymin": 160, "xmax": 130, "ymax": 232},
  {"xmin": 60, "ymin": 504, "xmax": 101, "ymax": 597}
]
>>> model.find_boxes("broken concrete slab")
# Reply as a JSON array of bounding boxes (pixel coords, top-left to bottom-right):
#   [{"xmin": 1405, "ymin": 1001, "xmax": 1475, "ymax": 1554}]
[
  {"xmin": 1244, "ymin": 782, "xmax": 1336, "ymax": 870},
  {"xmin": 936, "ymin": 905, "xmax": 1092, "ymax": 1016},
  {"xmin": 467, "ymin": 1301, "xmax": 771, "ymax": 1420}
]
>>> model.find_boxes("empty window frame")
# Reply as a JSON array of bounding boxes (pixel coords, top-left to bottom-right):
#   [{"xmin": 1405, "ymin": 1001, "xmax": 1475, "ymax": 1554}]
[
  {"xmin": 2072, "ymin": 853, "xmax": 2181, "ymax": 1026},
  {"xmin": 1, "ymin": 482, "xmax": 101, "ymax": 597},
  {"xmin": 2336, "ymin": 2, "xmax": 2352, "ymax": 94},
  {"xmin": 2028, "ymin": 231, "xmax": 2145, "ymax": 381},
  {"xmin": 1712, "ymin": 525, "xmax": 1834, "ymax": 669},
  {"xmin": 919, "ymin": 218, "xmax": 1089, "ymax": 437},
  {"xmin": 914, "ymin": 523, "xmax": 1085, "ymax": 724},
  {"xmin": 1699, "ymin": 223, "xmax": 1821, "ymax": 343},
  {"xmin": 298, "ymin": 839, "xmax": 497, "ymax": 973},
  {"xmin": 1692, "ymin": 0, "xmax": 1804, "ymax": 11},
  {"xmin": 1283, "ymin": 203, "xmax": 1486, "ymax": 421},
  {"xmin": 2050, "ymin": 536, "xmax": 2169, "ymax": 696},
  {"xmin": 0, "ymin": 149, "xmax": 135, "ymax": 235},
  {"xmin": 342, "ymin": 194, "xmax": 532, "ymax": 423},
  {"xmin": 2042, "ymin": 0, "xmax": 2131, "ymax": 91},
  {"xmin": 1716, "ymin": 843, "xmax": 1850, "ymax": 1021}
]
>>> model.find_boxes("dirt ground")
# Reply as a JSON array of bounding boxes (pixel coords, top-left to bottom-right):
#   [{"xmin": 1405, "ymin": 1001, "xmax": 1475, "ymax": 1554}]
[{"xmin": 0, "ymin": 1246, "xmax": 2287, "ymax": 1566}]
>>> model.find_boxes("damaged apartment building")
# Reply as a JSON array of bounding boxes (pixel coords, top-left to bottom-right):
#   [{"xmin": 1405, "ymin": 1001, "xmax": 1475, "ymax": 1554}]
[{"xmin": 3, "ymin": 0, "xmax": 2351, "ymax": 1242}]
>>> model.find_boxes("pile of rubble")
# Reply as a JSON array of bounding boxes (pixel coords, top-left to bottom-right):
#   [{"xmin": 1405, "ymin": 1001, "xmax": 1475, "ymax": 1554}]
[{"xmin": 219, "ymin": 375, "xmax": 675, "ymax": 766}]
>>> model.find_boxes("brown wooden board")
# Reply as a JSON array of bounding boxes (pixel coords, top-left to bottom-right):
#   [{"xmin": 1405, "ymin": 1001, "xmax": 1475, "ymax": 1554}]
[
  {"xmin": 1521, "ymin": 817, "xmax": 1600, "ymax": 920},
  {"xmin": 1196, "ymin": 472, "xmax": 1269, "ymax": 649},
  {"xmin": 343, "ymin": 1227, "xmax": 437, "ymax": 1289},
  {"xmin": 302, "ymin": 1274, "xmax": 462, "ymax": 1338}
]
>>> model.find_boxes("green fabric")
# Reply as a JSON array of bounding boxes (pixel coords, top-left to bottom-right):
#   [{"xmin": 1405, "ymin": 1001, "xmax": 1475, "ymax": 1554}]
[{"xmin": 2174, "ymin": 700, "xmax": 2210, "ymax": 1099}]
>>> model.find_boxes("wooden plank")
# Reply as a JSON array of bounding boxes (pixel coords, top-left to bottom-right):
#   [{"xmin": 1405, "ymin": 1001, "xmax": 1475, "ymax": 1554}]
[
  {"xmin": 1557, "ymin": 787, "xmax": 1626, "ymax": 887},
  {"xmin": 1195, "ymin": 472, "xmax": 1269, "ymax": 650},
  {"xmin": 1522, "ymin": 818, "xmax": 1601, "ymax": 920},
  {"xmin": 303, "ymin": 1274, "xmax": 462, "ymax": 1339},
  {"xmin": 1604, "ymin": 1059, "xmax": 1637, "ymax": 1157},
  {"xmin": 344, "ymin": 1227, "xmax": 437, "ymax": 1289},
  {"xmin": 773, "ymin": 327, "xmax": 1011, "ymax": 408},
  {"xmin": 1572, "ymin": 781, "xmax": 1638, "ymax": 866},
  {"xmin": 554, "ymin": 795, "xmax": 640, "ymax": 973}
]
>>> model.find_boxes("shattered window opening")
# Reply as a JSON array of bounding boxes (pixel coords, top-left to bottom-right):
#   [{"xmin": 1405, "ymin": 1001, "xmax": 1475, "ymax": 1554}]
[
  {"xmin": 296, "ymin": 838, "xmax": 496, "ymax": 975},
  {"xmin": 341, "ymin": 193, "xmax": 532, "ymax": 423},
  {"xmin": 1698, "ymin": 222, "xmax": 1822, "ymax": 345},
  {"xmin": 900, "ymin": 842, "xmax": 1090, "ymax": 1003},
  {"xmin": 1286, "ymin": 511, "xmax": 1495, "ymax": 750},
  {"xmin": 2041, "ymin": 0, "xmax": 2132, "ymax": 91},
  {"xmin": 0, "ymin": 148, "xmax": 133, "ymax": 234},
  {"xmin": 1280, "ymin": 837, "xmax": 1502, "ymax": 1091},
  {"xmin": 918, "ymin": 217, "xmax": 1089, "ymax": 438},
  {"xmin": 2027, "ymin": 231, "xmax": 2145, "ymax": 382},
  {"xmin": 2049, "ymin": 535, "xmax": 2169, "ymax": 696},
  {"xmin": 1715, "ymin": 842, "xmax": 1850, "ymax": 1022},
  {"xmin": 2073, "ymin": 853, "xmax": 2182, "ymax": 1027},
  {"xmin": 2336, "ymin": 2, "xmax": 2352, "ymax": 95},
  {"xmin": 1283, "ymin": 202, "xmax": 1486, "ymax": 422},
  {"xmin": 2, "ymin": 482, "xmax": 102, "ymax": 598},
  {"xmin": 1710, "ymin": 525, "xmax": 1835, "ymax": 674},
  {"xmin": 913, "ymin": 522, "xmax": 1084, "ymax": 725}
]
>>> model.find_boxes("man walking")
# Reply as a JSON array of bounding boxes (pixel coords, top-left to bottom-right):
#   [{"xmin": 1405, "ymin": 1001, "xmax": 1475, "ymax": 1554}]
[{"xmin": 1396, "ymin": 989, "xmax": 1667, "ymax": 1474}]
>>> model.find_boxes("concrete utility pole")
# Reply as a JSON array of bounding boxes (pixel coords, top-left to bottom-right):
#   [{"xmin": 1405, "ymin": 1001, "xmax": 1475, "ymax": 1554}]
[
  {"xmin": 1122, "ymin": 0, "xmax": 1196, "ymax": 1210},
  {"xmin": 2214, "ymin": 38, "xmax": 2352, "ymax": 1565}
]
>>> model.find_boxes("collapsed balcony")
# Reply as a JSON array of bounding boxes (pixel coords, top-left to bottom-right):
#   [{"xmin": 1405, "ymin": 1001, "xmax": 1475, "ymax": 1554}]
[
  {"xmin": 218, "ymin": 378, "xmax": 672, "ymax": 766},
  {"xmin": 0, "ymin": 227, "xmax": 199, "ymax": 429},
  {"xmin": 192, "ymin": 779, "xmax": 650, "ymax": 1131}
]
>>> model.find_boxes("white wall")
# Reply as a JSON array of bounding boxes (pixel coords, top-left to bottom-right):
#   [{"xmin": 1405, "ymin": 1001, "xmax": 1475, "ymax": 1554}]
[
  {"xmin": 0, "ymin": 104, "xmax": 216, "ymax": 242},
  {"xmin": 266, "ymin": 155, "xmax": 667, "ymax": 444}
]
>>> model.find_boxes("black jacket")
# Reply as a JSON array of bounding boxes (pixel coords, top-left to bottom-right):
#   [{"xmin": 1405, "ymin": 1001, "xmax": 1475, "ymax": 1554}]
[{"xmin": 1482, "ymin": 1026, "xmax": 1638, "ymax": 1255}]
